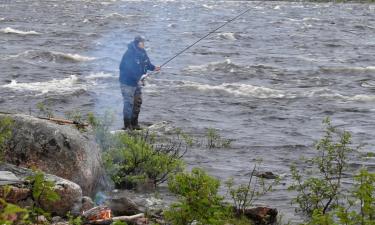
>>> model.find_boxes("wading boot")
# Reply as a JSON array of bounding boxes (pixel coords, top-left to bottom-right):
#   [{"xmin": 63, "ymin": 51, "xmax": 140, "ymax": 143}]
[
  {"xmin": 131, "ymin": 116, "xmax": 142, "ymax": 130},
  {"xmin": 123, "ymin": 119, "xmax": 133, "ymax": 130}
]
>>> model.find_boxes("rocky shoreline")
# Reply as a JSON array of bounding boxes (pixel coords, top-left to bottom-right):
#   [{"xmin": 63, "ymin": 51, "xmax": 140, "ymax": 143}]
[{"xmin": 0, "ymin": 113, "xmax": 277, "ymax": 225}]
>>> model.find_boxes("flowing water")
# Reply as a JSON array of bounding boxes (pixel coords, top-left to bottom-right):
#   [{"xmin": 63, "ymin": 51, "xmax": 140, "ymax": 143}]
[{"xmin": 1, "ymin": 0, "xmax": 375, "ymax": 223}]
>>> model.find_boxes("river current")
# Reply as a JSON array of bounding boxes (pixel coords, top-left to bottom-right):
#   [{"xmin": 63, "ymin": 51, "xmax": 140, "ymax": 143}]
[{"xmin": 1, "ymin": 0, "xmax": 375, "ymax": 223}]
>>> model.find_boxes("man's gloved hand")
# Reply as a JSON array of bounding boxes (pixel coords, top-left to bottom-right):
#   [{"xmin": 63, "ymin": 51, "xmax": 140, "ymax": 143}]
[{"xmin": 155, "ymin": 66, "xmax": 161, "ymax": 71}]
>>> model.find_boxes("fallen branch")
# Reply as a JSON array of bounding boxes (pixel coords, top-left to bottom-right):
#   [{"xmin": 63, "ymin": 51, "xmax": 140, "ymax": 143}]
[
  {"xmin": 86, "ymin": 213, "xmax": 145, "ymax": 225},
  {"xmin": 38, "ymin": 116, "xmax": 88, "ymax": 127}
]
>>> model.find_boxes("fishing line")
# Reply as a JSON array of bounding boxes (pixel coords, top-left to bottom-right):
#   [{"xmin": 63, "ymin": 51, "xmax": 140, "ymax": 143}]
[{"xmin": 160, "ymin": 5, "xmax": 256, "ymax": 67}]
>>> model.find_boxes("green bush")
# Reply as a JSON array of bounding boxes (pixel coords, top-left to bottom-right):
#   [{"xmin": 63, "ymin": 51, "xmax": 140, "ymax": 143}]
[
  {"xmin": 26, "ymin": 170, "xmax": 61, "ymax": 221},
  {"xmin": 304, "ymin": 168, "xmax": 375, "ymax": 225},
  {"xmin": 164, "ymin": 168, "xmax": 230, "ymax": 225},
  {"xmin": 0, "ymin": 117, "xmax": 13, "ymax": 160},
  {"xmin": 288, "ymin": 118, "xmax": 353, "ymax": 215},
  {"xmin": 206, "ymin": 128, "xmax": 232, "ymax": 149},
  {"xmin": 103, "ymin": 131, "xmax": 185, "ymax": 189},
  {"xmin": 225, "ymin": 162, "xmax": 279, "ymax": 215}
]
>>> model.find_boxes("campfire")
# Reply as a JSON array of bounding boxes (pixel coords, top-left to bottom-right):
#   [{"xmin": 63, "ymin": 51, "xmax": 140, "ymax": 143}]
[{"xmin": 83, "ymin": 206, "xmax": 112, "ymax": 222}]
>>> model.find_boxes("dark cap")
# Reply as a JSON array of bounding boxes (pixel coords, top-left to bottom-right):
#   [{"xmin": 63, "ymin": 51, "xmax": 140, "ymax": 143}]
[{"xmin": 134, "ymin": 35, "xmax": 146, "ymax": 44}]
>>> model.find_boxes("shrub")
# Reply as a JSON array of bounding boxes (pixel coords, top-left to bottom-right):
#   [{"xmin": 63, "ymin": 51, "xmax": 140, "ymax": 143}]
[
  {"xmin": 103, "ymin": 131, "xmax": 185, "ymax": 189},
  {"xmin": 0, "ymin": 116, "xmax": 13, "ymax": 160},
  {"xmin": 26, "ymin": 171, "xmax": 61, "ymax": 221},
  {"xmin": 304, "ymin": 168, "xmax": 375, "ymax": 225},
  {"xmin": 225, "ymin": 162, "xmax": 279, "ymax": 215},
  {"xmin": 36, "ymin": 101, "xmax": 54, "ymax": 118},
  {"xmin": 164, "ymin": 168, "xmax": 230, "ymax": 225},
  {"xmin": 206, "ymin": 128, "xmax": 232, "ymax": 149},
  {"xmin": 288, "ymin": 118, "xmax": 354, "ymax": 215}
]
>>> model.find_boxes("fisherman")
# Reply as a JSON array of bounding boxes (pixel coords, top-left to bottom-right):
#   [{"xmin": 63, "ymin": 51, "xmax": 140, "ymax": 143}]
[{"xmin": 119, "ymin": 35, "xmax": 160, "ymax": 130}]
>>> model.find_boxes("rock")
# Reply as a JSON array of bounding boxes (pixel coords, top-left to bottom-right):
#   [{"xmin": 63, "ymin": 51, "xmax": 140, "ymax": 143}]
[
  {"xmin": 52, "ymin": 216, "xmax": 63, "ymax": 223},
  {"xmin": 0, "ymin": 163, "xmax": 83, "ymax": 216},
  {"xmin": 106, "ymin": 190, "xmax": 141, "ymax": 216},
  {"xmin": 0, "ymin": 184, "xmax": 30, "ymax": 203},
  {"xmin": 106, "ymin": 189, "xmax": 167, "ymax": 217},
  {"xmin": 242, "ymin": 207, "xmax": 278, "ymax": 225},
  {"xmin": 36, "ymin": 215, "xmax": 47, "ymax": 223},
  {"xmin": 254, "ymin": 171, "xmax": 278, "ymax": 179},
  {"xmin": 82, "ymin": 196, "xmax": 95, "ymax": 212},
  {"xmin": 0, "ymin": 113, "xmax": 106, "ymax": 196}
]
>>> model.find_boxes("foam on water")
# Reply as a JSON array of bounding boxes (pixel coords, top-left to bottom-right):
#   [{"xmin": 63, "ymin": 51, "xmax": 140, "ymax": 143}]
[
  {"xmin": 187, "ymin": 59, "xmax": 242, "ymax": 72},
  {"xmin": 2, "ymin": 75, "xmax": 85, "ymax": 94},
  {"xmin": 51, "ymin": 51, "xmax": 96, "ymax": 62},
  {"xmin": 325, "ymin": 66, "xmax": 375, "ymax": 72},
  {"xmin": 218, "ymin": 32, "xmax": 238, "ymax": 41},
  {"xmin": 85, "ymin": 72, "xmax": 115, "ymax": 80},
  {"xmin": 0, "ymin": 27, "xmax": 40, "ymax": 35},
  {"xmin": 179, "ymin": 81, "xmax": 285, "ymax": 98},
  {"xmin": 202, "ymin": 4, "xmax": 214, "ymax": 9},
  {"xmin": 7, "ymin": 50, "xmax": 95, "ymax": 62}
]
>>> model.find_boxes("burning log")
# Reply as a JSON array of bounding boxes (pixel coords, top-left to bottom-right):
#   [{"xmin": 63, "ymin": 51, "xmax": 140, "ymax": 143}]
[{"xmin": 83, "ymin": 206, "xmax": 146, "ymax": 225}]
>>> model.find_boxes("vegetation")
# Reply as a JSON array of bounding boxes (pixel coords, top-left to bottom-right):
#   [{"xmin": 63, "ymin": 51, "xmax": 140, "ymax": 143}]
[
  {"xmin": 0, "ymin": 186, "xmax": 28, "ymax": 225},
  {"xmin": 164, "ymin": 168, "xmax": 231, "ymax": 225},
  {"xmin": 164, "ymin": 166, "xmax": 278, "ymax": 225},
  {"xmin": 0, "ymin": 171, "xmax": 62, "ymax": 224},
  {"xmin": 288, "ymin": 118, "xmax": 353, "ymax": 215},
  {"xmin": 36, "ymin": 101, "xmax": 54, "ymax": 118},
  {"xmin": 103, "ymin": 131, "xmax": 185, "ymax": 189},
  {"xmin": 304, "ymin": 168, "xmax": 375, "ymax": 225},
  {"xmin": 0, "ymin": 116, "xmax": 13, "ymax": 160},
  {"xmin": 26, "ymin": 170, "xmax": 61, "ymax": 222},
  {"xmin": 206, "ymin": 128, "xmax": 232, "ymax": 149},
  {"xmin": 225, "ymin": 162, "xmax": 279, "ymax": 215}
]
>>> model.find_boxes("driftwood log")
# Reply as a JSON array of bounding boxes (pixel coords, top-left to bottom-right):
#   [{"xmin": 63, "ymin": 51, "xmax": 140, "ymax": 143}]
[{"xmin": 86, "ymin": 213, "xmax": 145, "ymax": 225}]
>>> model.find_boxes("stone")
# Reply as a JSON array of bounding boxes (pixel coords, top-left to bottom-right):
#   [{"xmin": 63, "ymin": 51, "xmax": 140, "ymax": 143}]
[
  {"xmin": 0, "ymin": 113, "xmax": 106, "ymax": 196},
  {"xmin": 107, "ymin": 190, "xmax": 140, "ymax": 216},
  {"xmin": 0, "ymin": 163, "xmax": 83, "ymax": 216},
  {"xmin": 254, "ymin": 171, "xmax": 278, "ymax": 179},
  {"xmin": 0, "ymin": 185, "xmax": 30, "ymax": 203},
  {"xmin": 242, "ymin": 207, "xmax": 278, "ymax": 225},
  {"xmin": 105, "ymin": 189, "xmax": 167, "ymax": 217},
  {"xmin": 82, "ymin": 196, "xmax": 95, "ymax": 212}
]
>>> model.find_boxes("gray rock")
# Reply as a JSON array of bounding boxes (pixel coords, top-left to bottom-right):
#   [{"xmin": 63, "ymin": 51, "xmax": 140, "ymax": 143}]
[
  {"xmin": 107, "ymin": 189, "xmax": 141, "ymax": 216},
  {"xmin": 106, "ymin": 189, "xmax": 167, "ymax": 217},
  {"xmin": 0, "ymin": 113, "xmax": 106, "ymax": 196},
  {"xmin": 0, "ymin": 163, "xmax": 82, "ymax": 216},
  {"xmin": 82, "ymin": 196, "xmax": 95, "ymax": 212}
]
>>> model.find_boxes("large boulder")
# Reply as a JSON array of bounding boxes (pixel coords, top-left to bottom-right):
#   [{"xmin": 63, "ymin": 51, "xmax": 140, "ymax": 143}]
[
  {"xmin": 0, "ymin": 113, "xmax": 106, "ymax": 196},
  {"xmin": 0, "ymin": 163, "xmax": 82, "ymax": 216}
]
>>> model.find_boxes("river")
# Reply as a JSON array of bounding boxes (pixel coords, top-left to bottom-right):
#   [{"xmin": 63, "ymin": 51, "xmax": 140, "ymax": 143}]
[{"xmin": 1, "ymin": 0, "xmax": 375, "ymax": 223}]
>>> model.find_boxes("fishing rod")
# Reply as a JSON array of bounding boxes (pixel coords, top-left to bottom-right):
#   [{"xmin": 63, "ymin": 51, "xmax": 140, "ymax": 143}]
[{"xmin": 160, "ymin": 6, "xmax": 254, "ymax": 68}]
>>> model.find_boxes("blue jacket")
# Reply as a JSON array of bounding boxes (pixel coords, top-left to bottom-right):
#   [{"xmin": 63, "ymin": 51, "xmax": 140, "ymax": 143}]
[{"xmin": 119, "ymin": 41, "xmax": 155, "ymax": 86}]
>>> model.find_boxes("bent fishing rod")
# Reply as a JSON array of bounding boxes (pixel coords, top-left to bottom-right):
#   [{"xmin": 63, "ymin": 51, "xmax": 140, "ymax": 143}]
[{"xmin": 142, "ymin": 5, "xmax": 255, "ymax": 82}]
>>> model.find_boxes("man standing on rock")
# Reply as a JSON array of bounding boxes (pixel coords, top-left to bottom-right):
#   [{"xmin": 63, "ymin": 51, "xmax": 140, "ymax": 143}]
[{"xmin": 119, "ymin": 36, "xmax": 160, "ymax": 130}]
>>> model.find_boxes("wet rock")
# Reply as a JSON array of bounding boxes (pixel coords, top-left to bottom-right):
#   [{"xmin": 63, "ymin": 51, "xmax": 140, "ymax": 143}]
[
  {"xmin": 254, "ymin": 171, "xmax": 278, "ymax": 179},
  {"xmin": 0, "ymin": 163, "xmax": 83, "ymax": 216},
  {"xmin": 242, "ymin": 207, "xmax": 278, "ymax": 225},
  {"xmin": 0, "ymin": 113, "xmax": 106, "ymax": 195},
  {"xmin": 82, "ymin": 196, "xmax": 95, "ymax": 212}
]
